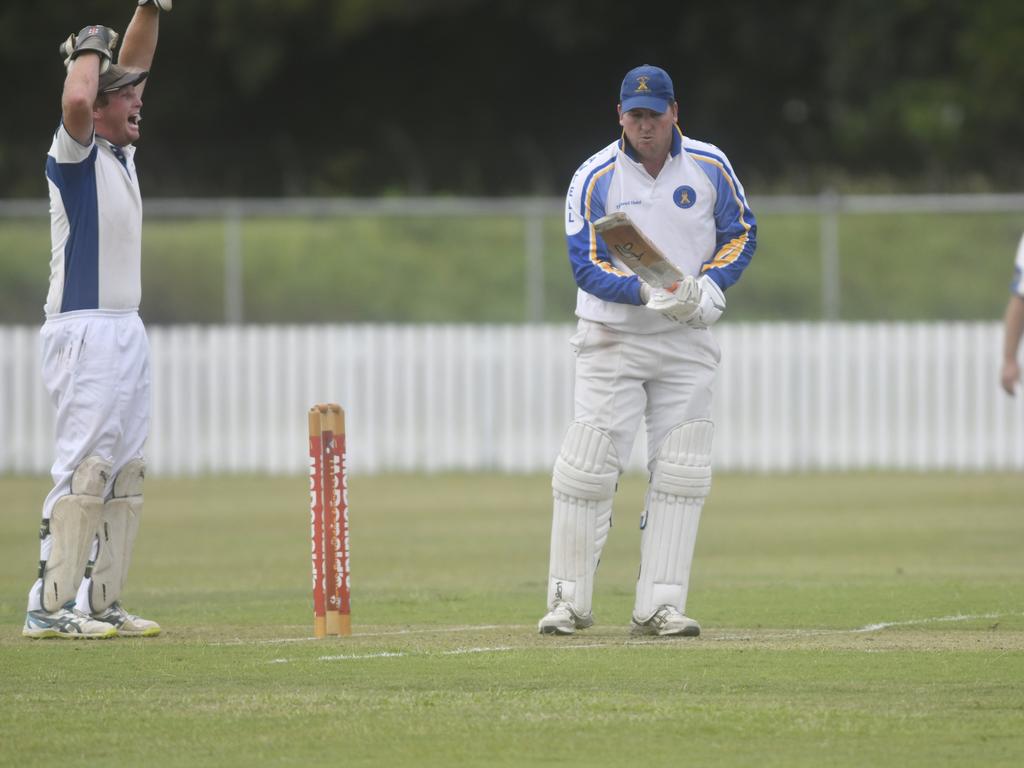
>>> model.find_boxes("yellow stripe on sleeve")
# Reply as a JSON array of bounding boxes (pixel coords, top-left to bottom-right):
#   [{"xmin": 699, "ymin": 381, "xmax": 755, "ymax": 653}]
[
  {"xmin": 584, "ymin": 164, "xmax": 630, "ymax": 277},
  {"xmin": 690, "ymin": 154, "xmax": 752, "ymax": 270},
  {"xmin": 703, "ymin": 234, "xmax": 749, "ymax": 271}
]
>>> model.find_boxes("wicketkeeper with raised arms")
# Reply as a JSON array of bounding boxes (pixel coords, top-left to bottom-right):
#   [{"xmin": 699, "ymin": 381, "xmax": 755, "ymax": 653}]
[
  {"xmin": 22, "ymin": 0, "xmax": 173, "ymax": 640},
  {"xmin": 539, "ymin": 64, "xmax": 757, "ymax": 636}
]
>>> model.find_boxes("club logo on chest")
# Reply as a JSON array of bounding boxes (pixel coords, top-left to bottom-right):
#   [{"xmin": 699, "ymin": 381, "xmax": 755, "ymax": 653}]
[{"xmin": 673, "ymin": 185, "xmax": 696, "ymax": 209}]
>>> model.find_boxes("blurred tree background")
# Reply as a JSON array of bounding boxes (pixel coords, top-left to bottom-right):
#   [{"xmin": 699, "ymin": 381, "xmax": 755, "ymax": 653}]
[{"xmin": 2, "ymin": 0, "xmax": 1023, "ymax": 198}]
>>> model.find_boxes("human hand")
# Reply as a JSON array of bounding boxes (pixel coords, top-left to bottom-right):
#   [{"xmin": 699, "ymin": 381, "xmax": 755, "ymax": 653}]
[
  {"xmin": 138, "ymin": 0, "xmax": 172, "ymax": 10},
  {"xmin": 646, "ymin": 275, "xmax": 701, "ymax": 324},
  {"xmin": 1001, "ymin": 359, "xmax": 1020, "ymax": 396},
  {"xmin": 685, "ymin": 275, "xmax": 726, "ymax": 329},
  {"xmin": 61, "ymin": 25, "xmax": 120, "ymax": 73}
]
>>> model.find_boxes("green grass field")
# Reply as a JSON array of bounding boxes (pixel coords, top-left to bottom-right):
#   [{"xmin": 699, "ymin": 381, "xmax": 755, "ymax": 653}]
[{"xmin": 1, "ymin": 472, "xmax": 1022, "ymax": 766}]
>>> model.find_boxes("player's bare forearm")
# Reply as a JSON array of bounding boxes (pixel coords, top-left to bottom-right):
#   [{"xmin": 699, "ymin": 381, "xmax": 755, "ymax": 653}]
[
  {"xmin": 1002, "ymin": 295, "xmax": 1024, "ymax": 363},
  {"xmin": 62, "ymin": 53, "xmax": 102, "ymax": 143},
  {"xmin": 117, "ymin": 6, "xmax": 160, "ymax": 81},
  {"xmin": 1000, "ymin": 295, "xmax": 1024, "ymax": 395}
]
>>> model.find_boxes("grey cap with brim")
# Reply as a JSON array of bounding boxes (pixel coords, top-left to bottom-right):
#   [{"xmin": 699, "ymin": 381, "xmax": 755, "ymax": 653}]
[{"xmin": 99, "ymin": 64, "xmax": 148, "ymax": 93}]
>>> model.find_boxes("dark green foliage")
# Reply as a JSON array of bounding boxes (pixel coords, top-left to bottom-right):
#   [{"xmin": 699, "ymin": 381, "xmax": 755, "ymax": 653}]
[{"xmin": 2, "ymin": 1, "xmax": 1023, "ymax": 197}]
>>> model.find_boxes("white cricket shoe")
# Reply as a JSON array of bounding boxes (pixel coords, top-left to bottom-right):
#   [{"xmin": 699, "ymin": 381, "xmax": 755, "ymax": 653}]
[
  {"xmin": 91, "ymin": 602, "xmax": 162, "ymax": 637},
  {"xmin": 631, "ymin": 605, "xmax": 701, "ymax": 637},
  {"xmin": 538, "ymin": 601, "xmax": 594, "ymax": 635},
  {"xmin": 23, "ymin": 605, "xmax": 117, "ymax": 639}
]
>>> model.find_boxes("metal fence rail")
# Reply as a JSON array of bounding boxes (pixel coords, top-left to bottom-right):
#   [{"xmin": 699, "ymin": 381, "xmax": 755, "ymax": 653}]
[
  {"xmin": 4, "ymin": 193, "xmax": 1024, "ymax": 323},
  {"xmin": 2, "ymin": 322, "xmax": 1020, "ymax": 476}
]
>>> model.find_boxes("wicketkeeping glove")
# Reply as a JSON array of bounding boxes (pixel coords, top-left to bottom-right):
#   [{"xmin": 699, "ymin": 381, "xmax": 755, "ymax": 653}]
[
  {"xmin": 138, "ymin": 0, "xmax": 173, "ymax": 10},
  {"xmin": 685, "ymin": 275, "xmax": 726, "ymax": 329},
  {"xmin": 60, "ymin": 25, "xmax": 120, "ymax": 74},
  {"xmin": 646, "ymin": 275, "xmax": 702, "ymax": 325}
]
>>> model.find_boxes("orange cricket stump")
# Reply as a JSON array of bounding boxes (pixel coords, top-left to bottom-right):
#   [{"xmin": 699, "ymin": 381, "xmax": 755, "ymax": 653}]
[
  {"xmin": 309, "ymin": 403, "xmax": 352, "ymax": 638},
  {"xmin": 308, "ymin": 406, "xmax": 328, "ymax": 639},
  {"xmin": 335, "ymin": 402, "xmax": 352, "ymax": 636}
]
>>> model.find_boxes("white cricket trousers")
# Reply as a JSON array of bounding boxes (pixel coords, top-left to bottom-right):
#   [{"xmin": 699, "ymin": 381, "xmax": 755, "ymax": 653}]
[
  {"xmin": 27, "ymin": 309, "xmax": 150, "ymax": 611},
  {"xmin": 570, "ymin": 318, "xmax": 720, "ymax": 467}
]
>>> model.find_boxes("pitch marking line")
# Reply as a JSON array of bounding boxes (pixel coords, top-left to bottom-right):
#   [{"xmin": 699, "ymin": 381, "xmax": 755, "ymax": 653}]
[
  {"xmin": 317, "ymin": 651, "xmax": 408, "ymax": 662},
  {"xmin": 712, "ymin": 612, "xmax": 1011, "ymax": 642},
  {"xmin": 269, "ymin": 646, "xmax": 521, "ymax": 664},
  {"xmin": 268, "ymin": 643, "xmax": 604, "ymax": 665},
  {"xmin": 216, "ymin": 624, "xmax": 512, "ymax": 647},
  {"xmin": 262, "ymin": 612, "xmax": 1018, "ymax": 664},
  {"xmin": 853, "ymin": 612, "xmax": 1003, "ymax": 632},
  {"xmin": 315, "ymin": 646, "xmax": 518, "ymax": 662}
]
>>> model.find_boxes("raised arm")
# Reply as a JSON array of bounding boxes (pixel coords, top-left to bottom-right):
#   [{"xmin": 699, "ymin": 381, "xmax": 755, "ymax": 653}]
[
  {"xmin": 60, "ymin": 26, "xmax": 119, "ymax": 145},
  {"xmin": 118, "ymin": 2, "xmax": 170, "ymax": 98}
]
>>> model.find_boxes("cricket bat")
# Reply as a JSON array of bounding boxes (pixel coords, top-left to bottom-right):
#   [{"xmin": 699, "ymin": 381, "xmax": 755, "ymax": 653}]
[{"xmin": 592, "ymin": 212, "xmax": 683, "ymax": 290}]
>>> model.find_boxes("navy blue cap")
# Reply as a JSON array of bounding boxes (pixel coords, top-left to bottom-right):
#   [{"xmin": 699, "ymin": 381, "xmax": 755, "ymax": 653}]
[{"xmin": 619, "ymin": 65, "xmax": 674, "ymax": 113}]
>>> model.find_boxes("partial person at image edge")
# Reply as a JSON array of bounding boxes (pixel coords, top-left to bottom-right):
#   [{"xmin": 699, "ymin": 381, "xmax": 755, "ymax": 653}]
[{"xmin": 1000, "ymin": 234, "xmax": 1024, "ymax": 396}]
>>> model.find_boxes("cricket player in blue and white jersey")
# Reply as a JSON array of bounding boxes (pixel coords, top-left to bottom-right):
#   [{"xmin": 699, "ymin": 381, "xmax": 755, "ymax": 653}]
[
  {"xmin": 1000, "ymin": 233, "xmax": 1024, "ymax": 395},
  {"xmin": 23, "ymin": 1, "xmax": 173, "ymax": 640},
  {"xmin": 539, "ymin": 64, "xmax": 757, "ymax": 636}
]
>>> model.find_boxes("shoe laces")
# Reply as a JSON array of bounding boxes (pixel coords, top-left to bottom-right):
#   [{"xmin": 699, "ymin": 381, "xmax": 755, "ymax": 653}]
[
  {"xmin": 650, "ymin": 606, "xmax": 681, "ymax": 628},
  {"xmin": 105, "ymin": 602, "xmax": 131, "ymax": 620},
  {"xmin": 69, "ymin": 607, "xmax": 101, "ymax": 624}
]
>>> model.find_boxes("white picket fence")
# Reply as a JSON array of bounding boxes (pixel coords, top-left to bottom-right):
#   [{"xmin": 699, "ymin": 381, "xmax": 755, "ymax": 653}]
[{"xmin": 2, "ymin": 322, "xmax": 1022, "ymax": 475}]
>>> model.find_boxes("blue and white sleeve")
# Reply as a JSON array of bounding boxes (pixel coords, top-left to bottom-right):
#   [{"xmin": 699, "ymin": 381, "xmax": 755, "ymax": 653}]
[
  {"xmin": 564, "ymin": 156, "xmax": 645, "ymax": 305},
  {"xmin": 1011, "ymin": 233, "xmax": 1024, "ymax": 296},
  {"xmin": 689, "ymin": 146, "xmax": 757, "ymax": 291}
]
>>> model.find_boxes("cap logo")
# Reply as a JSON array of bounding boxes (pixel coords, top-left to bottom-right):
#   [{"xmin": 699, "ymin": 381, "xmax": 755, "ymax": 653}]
[{"xmin": 635, "ymin": 76, "xmax": 651, "ymax": 93}]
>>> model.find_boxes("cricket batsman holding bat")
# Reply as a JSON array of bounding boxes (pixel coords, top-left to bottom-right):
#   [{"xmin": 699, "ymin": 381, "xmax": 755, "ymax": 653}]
[
  {"xmin": 539, "ymin": 64, "xmax": 757, "ymax": 636},
  {"xmin": 22, "ymin": 0, "xmax": 172, "ymax": 639}
]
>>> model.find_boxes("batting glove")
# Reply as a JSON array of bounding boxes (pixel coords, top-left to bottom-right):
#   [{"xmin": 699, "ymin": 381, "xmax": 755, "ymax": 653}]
[
  {"xmin": 685, "ymin": 275, "xmax": 726, "ymax": 329},
  {"xmin": 646, "ymin": 275, "xmax": 702, "ymax": 325},
  {"xmin": 138, "ymin": 0, "xmax": 172, "ymax": 10},
  {"xmin": 60, "ymin": 25, "xmax": 120, "ymax": 74}
]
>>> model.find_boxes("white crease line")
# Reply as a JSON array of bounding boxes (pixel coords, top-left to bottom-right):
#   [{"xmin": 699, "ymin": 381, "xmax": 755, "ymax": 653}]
[
  {"xmin": 214, "ymin": 624, "xmax": 520, "ymax": 646},
  {"xmin": 310, "ymin": 643, "xmax": 608, "ymax": 664},
  {"xmin": 852, "ymin": 612, "xmax": 1004, "ymax": 633},
  {"xmin": 264, "ymin": 611, "xmax": 1018, "ymax": 664},
  {"xmin": 270, "ymin": 643, "xmax": 611, "ymax": 664},
  {"xmin": 269, "ymin": 651, "xmax": 410, "ymax": 665},
  {"xmin": 319, "ymin": 651, "xmax": 408, "ymax": 661},
  {"xmin": 708, "ymin": 613, "xmax": 1014, "ymax": 642},
  {"xmin": 441, "ymin": 646, "xmax": 514, "ymax": 655},
  {"xmin": 247, "ymin": 612, "xmax": 1021, "ymax": 657}
]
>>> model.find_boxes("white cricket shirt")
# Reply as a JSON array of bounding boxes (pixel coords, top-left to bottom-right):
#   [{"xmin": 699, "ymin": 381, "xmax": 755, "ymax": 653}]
[
  {"xmin": 564, "ymin": 126, "xmax": 756, "ymax": 333},
  {"xmin": 44, "ymin": 124, "xmax": 143, "ymax": 316}
]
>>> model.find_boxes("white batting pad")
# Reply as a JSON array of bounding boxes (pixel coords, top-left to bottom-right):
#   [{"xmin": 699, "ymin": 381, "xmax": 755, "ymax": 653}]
[
  {"xmin": 41, "ymin": 456, "xmax": 110, "ymax": 612},
  {"xmin": 634, "ymin": 420, "xmax": 713, "ymax": 621},
  {"xmin": 547, "ymin": 422, "xmax": 620, "ymax": 616},
  {"xmin": 81, "ymin": 459, "xmax": 145, "ymax": 613}
]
